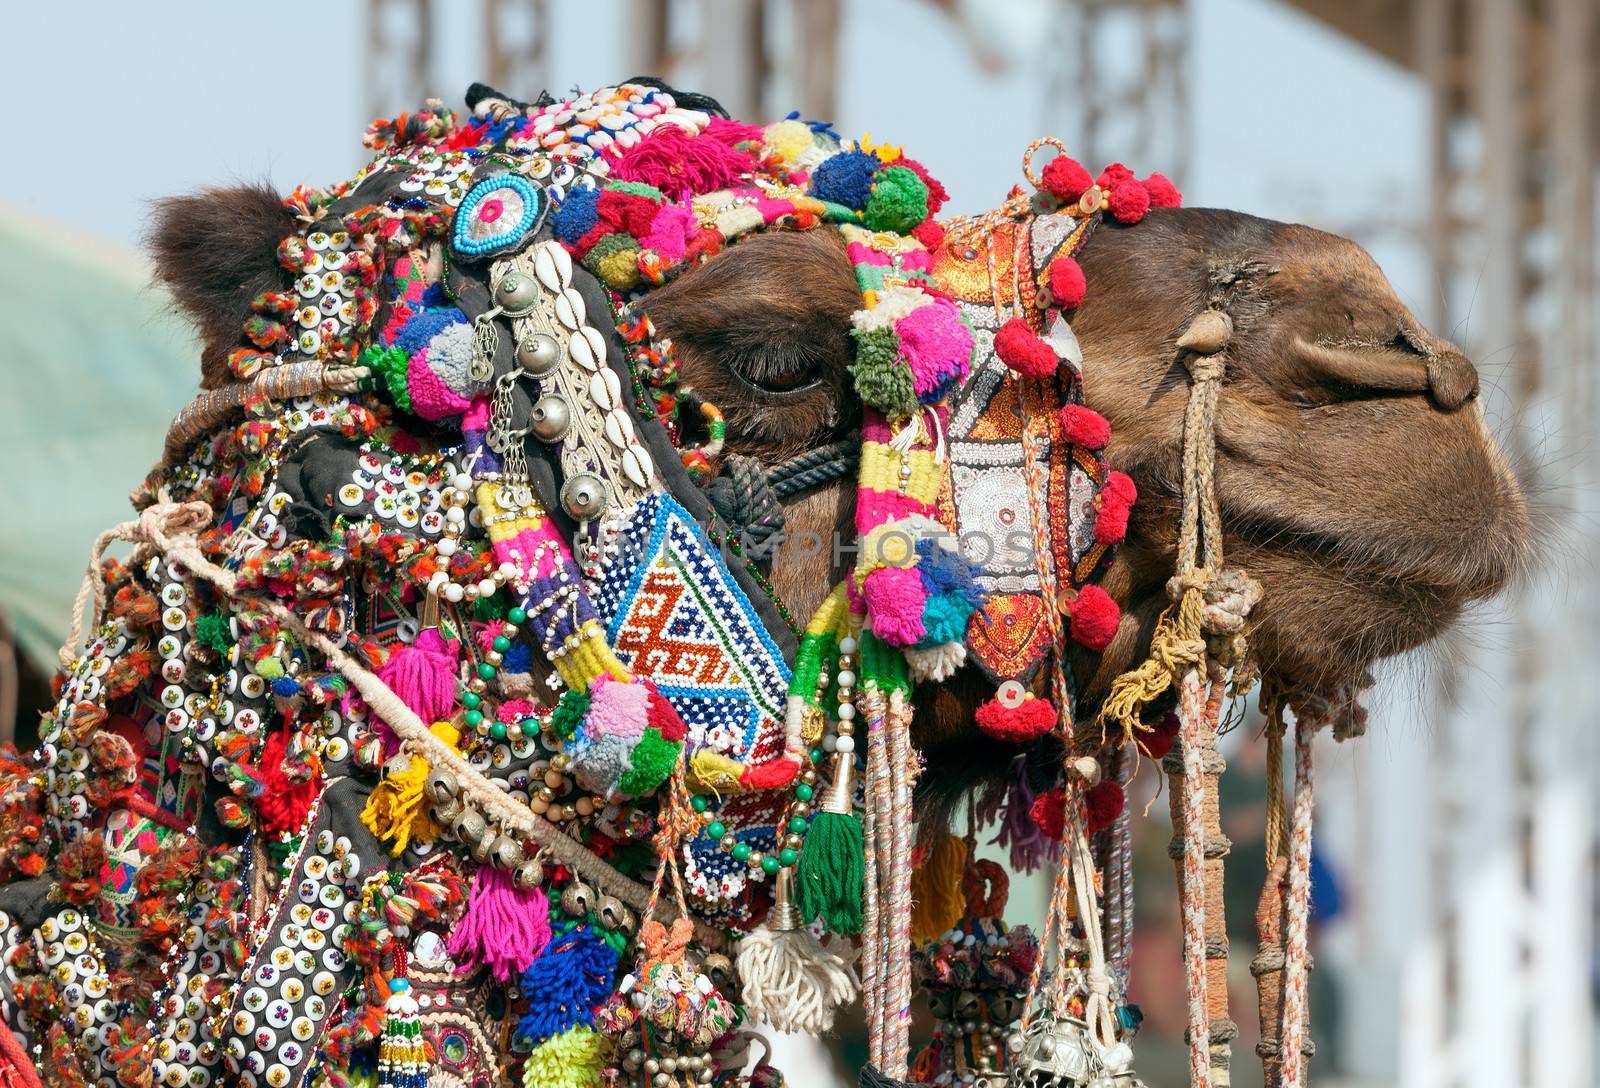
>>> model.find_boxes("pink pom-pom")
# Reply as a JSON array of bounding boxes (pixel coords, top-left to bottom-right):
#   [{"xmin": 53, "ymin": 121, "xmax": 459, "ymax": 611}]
[
  {"xmin": 1041, "ymin": 156, "xmax": 1092, "ymax": 202},
  {"xmin": 1046, "ymin": 257, "xmax": 1087, "ymax": 309},
  {"xmin": 1103, "ymin": 469, "xmax": 1137, "ymax": 506},
  {"xmin": 993, "ymin": 317, "xmax": 1058, "ymax": 380},
  {"xmin": 1097, "ymin": 162, "xmax": 1136, "ymax": 189},
  {"xmin": 1139, "ymin": 708, "xmax": 1180, "ymax": 760},
  {"xmin": 1142, "ymin": 172, "xmax": 1182, "ymax": 208},
  {"xmin": 863, "ymin": 565, "xmax": 927, "ymax": 647},
  {"xmin": 1085, "ymin": 780, "xmax": 1125, "ymax": 833},
  {"xmin": 1057, "ymin": 404, "xmax": 1110, "ymax": 450},
  {"xmin": 976, "ymin": 694, "xmax": 1058, "ymax": 743},
  {"xmin": 1068, "ymin": 584, "xmax": 1120, "ymax": 652},
  {"xmin": 1107, "ymin": 180, "xmax": 1151, "ymax": 224}
]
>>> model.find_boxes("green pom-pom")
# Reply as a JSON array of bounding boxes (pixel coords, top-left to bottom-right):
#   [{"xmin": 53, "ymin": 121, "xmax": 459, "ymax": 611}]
[
  {"xmin": 254, "ymin": 656, "xmax": 285, "ymax": 680},
  {"xmin": 863, "ymin": 165, "xmax": 930, "ymax": 234},
  {"xmin": 194, "ymin": 612, "xmax": 232, "ymax": 654},
  {"xmin": 850, "ymin": 327, "xmax": 917, "ymax": 418},
  {"xmin": 615, "ymin": 728, "xmax": 679, "ymax": 797},
  {"xmin": 551, "ymin": 688, "xmax": 591, "ymax": 739},
  {"xmin": 360, "ymin": 344, "xmax": 413, "ymax": 413},
  {"xmin": 605, "ymin": 179, "xmax": 667, "ymax": 203},
  {"xmin": 472, "ymin": 594, "xmax": 509, "ymax": 621},
  {"xmin": 581, "ymin": 233, "xmax": 642, "ymax": 289}
]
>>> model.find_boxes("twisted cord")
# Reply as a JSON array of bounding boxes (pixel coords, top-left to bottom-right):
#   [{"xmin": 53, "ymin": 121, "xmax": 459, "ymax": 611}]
[
  {"xmin": 162, "ymin": 364, "xmax": 369, "ymax": 465},
  {"xmin": 764, "ymin": 439, "xmax": 860, "ymax": 499},
  {"xmin": 1278, "ymin": 703, "xmax": 1325, "ymax": 1088}
]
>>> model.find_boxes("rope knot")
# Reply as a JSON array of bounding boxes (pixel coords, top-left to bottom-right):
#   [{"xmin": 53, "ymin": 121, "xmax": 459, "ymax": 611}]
[
  {"xmin": 1197, "ymin": 568, "xmax": 1262, "ymax": 636},
  {"xmin": 1185, "ymin": 354, "xmax": 1226, "ymax": 383},
  {"xmin": 704, "ymin": 454, "xmax": 786, "ymax": 560}
]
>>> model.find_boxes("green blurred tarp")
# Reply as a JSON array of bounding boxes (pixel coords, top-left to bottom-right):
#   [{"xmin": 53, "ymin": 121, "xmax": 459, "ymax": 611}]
[{"xmin": 0, "ymin": 206, "xmax": 197, "ymax": 672}]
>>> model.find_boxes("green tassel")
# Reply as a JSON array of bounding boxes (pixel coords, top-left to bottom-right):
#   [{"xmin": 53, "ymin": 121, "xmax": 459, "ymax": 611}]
[{"xmin": 795, "ymin": 809, "xmax": 864, "ymax": 935}]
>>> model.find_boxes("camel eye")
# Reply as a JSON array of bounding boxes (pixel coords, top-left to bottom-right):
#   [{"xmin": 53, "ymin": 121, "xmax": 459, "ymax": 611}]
[{"xmin": 732, "ymin": 354, "xmax": 824, "ymax": 396}]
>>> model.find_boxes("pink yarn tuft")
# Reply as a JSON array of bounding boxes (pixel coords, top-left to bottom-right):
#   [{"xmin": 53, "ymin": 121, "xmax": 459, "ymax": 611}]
[
  {"xmin": 894, "ymin": 301, "xmax": 973, "ymax": 401},
  {"xmin": 447, "ymin": 866, "xmax": 551, "ymax": 982},
  {"xmin": 641, "ymin": 202, "xmax": 698, "ymax": 262},
  {"xmin": 701, "ymin": 116, "xmax": 765, "ymax": 147},
  {"xmin": 373, "ymin": 628, "xmax": 460, "ymax": 756},
  {"xmin": 862, "ymin": 565, "xmax": 927, "ymax": 647},
  {"xmin": 406, "ymin": 350, "xmax": 475, "ymax": 421},
  {"xmin": 608, "ymin": 126, "xmax": 757, "ymax": 198},
  {"xmin": 473, "ymin": 620, "xmax": 507, "ymax": 655},
  {"xmin": 586, "ymin": 674, "xmax": 649, "ymax": 739}
]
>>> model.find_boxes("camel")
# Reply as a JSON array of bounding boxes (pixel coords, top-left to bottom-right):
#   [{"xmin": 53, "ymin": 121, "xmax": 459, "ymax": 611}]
[{"xmin": 0, "ymin": 80, "xmax": 1531, "ymax": 1088}]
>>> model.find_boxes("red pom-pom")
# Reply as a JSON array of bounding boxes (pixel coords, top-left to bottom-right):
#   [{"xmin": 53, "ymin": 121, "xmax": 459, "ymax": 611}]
[
  {"xmin": 1046, "ymin": 257, "xmax": 1087, "ymax": 309},
  {"xmin": 911, "ymin": 219, "xmax": 946, "ymax": 252},
  {"xmin": 898, "ymin": 156, "xmax": 950, "ymax": 215},
  {"xmin": 1068, "ymin": 584, "xmax": 1120, "ymax": 652},
  {"xmin": 740, "ymin": 757, "xmax": 800, "ymax": 790},
  {"xmin": 1142, "ymin": 172, "xmax": 1182, "ymax": 208},
  {"xmin": 1041, "ymin": 156, "xmax": 1093, "ymax": 202},
  {"xmin": 1097, "ymin": 162, "xmax": 1136, "ymax": 189},
  {"xmin": 1085, "ymin": 780, "xmax": 1126, "ymax": 833},
  {"xmin": 993, "ymin": 317, "xmax": 1059, "ymax": 380},
  {"xmin": 1107, "ymin": 180, "xmax": 1151, "ymax": 224},
  {"xmin": 975, "ymin": 694, "xmax": 1058, "ymax": 743},
  {"xmin": 1103, "ymin": 469, "xmax": 1137, "ymax": 506},
  {"xmin": 1138, "ymin": 708, "xmax": 1180, "ymax": 760},
  {"xmin": 644, "ymin": 680, "xmax": 686, "ymax": 742},
  {"xmin": 1094, "ymin": 490, "xmax": 1131, "ymax": 546},
  {"xmin": 1057, "ymin": 404, "xmax": 1110, "ymax": 449},
  {"xmin": 1030, "ymin": 788, "xmax": 1067, "ymax": 840}
]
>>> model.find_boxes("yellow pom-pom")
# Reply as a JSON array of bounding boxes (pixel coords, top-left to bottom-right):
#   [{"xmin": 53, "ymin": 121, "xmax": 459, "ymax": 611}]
[
  {"xmin": 764, "ymin": 119, "xmax": 816, "ymax": 165},
  {"xmin": 360, "ymin": 721, "xmax": 461, "ymax": 855},
  {"xmin": 521, "ymin": 1026, "xmax": 610, "ymax": 1088},
  {"xmin": 594, "ymin": 246, "xmax": 641, "ymax": 289}
]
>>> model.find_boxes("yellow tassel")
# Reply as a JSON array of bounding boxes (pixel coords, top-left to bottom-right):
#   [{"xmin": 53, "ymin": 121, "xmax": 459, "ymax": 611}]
[
  {"xmin": 910, "ymin": 834, "xmax": 970, "ymax": 943},
  {"xmin": 361, "ymin": 721, "xmax": 461, "ymax": 855},
  {"xmin": 1096, "ymin": 586, "xmax": 1207, "ymax": 747}
]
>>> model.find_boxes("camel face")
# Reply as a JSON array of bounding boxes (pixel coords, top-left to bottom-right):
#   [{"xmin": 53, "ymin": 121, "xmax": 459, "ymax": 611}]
[{"xmin": 647, "ymin": 211, "xmax": 1531, "ymax": 706}]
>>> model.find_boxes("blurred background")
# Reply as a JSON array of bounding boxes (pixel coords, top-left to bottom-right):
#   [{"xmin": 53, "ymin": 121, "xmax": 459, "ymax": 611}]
[{"xmin": 0, "ymin": 0, "xmax": 1595, "ymax": 1084}]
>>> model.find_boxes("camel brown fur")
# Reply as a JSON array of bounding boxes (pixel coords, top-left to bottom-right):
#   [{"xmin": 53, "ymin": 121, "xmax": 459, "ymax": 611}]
[{"xmin": 644, "ymin": 211, "xmax": 1532, "ymax": 769}]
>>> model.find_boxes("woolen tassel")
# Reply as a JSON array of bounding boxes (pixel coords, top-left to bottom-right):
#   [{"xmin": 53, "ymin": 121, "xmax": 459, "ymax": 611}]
[
  {"xmin": 360, "ymin": 722, "xmax": 461, "ymax": 856},
  {"xmin": 738, "ymin": 870, "xmax": 859, "ymax": 1034},
  {"xmin": 448, "ymin": 865, "xmax": 552, "ymax": 982},
  {"xmin": 377, "ymin": 978, "xmax": 425, "ymax": 1088},
  {"xmin": 796, "ymin": 756, "xmax": 865, "ymax": 935},
  {"xmin": 374, "ymin": 628, "xmax": 460, "ymax": 755},
  {"xmin": 908, "ymin": 835, "xmax": 968, "ymax": 944},
  {"xmin": 521, "ymin": 1026, "xmax": 609, "ymax": 1088}
]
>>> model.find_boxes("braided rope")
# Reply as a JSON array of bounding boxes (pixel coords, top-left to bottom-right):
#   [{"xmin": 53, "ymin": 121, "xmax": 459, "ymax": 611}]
[
  {"xmin": 764, "ymin": 439, "xmax": 860, "ymax": 500},
  {"xmin": 1278, "ymin": 708, "xmax": 1320, "ymax": 1088},
  {"xmin": 161, "ymin": 364, "xmax": 369, "ymax": 465},
  {"xmin": 1177, "ymin": 666, "xmax": 1213, "ymax": 1088}
]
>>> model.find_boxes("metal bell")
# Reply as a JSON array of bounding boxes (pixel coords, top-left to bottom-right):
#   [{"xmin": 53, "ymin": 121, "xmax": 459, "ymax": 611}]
[
  {"xmin": 561, "ymin": 879, "xmax": 594, "ymax": 917},
  {"xmin": 495, "ymin": 272, "xmax": 540, "ymax": 315},
  {"xmin": 528, "ymin": 395, "xmax": 572, "ymax": 442},
  {"xmin": 513, "ymin": 858, "xmax": 545, "ymax": 889},
  {"xmin": 471, "ymin": 830, "xmax": 499, "ymax": 864},
  {"xmin": 431, "ymin": 795, "xmax": 464, "ymax": 824},
  {"xmin": 517, "ymin": 332, "xmax": 561, "ymax": 375},
  {"xmin": 425, "ymin": 769, "xmax": 458, "ymax": 804},
  {"xmin": 559, "ymin": 473, "xmax": 608, "ymax": 520},
  {"xmin": 490, "ymin": 836, "xmax": 527, "ymax": 870},
  {"xmin": 450, "ymin": 808, "xmax": 488, "ymax": 847},
  {"xmin": 596, "ymin": 895, "xmax": 634, "ymax": 934},
  {"xmin": 1007, "ymin": 1015, "xmax": 1094, "ymax": 1087}
]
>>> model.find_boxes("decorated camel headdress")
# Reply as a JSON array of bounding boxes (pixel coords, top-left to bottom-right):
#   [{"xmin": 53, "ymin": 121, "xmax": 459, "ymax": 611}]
[{"xmin": 0, "ymin": 78, "xmax": 1348, "ymax": 1088}]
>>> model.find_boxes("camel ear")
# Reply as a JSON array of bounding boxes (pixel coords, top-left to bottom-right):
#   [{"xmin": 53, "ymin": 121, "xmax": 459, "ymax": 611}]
[{"xmin": 148, "ymin": 184, "xmax": 294, "ymax": 389}]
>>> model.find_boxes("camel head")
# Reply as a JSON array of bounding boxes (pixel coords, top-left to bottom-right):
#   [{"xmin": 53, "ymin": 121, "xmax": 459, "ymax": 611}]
[{"xmin": 641, "ymin": 209, "xmax": 1532, "ymax": 735}]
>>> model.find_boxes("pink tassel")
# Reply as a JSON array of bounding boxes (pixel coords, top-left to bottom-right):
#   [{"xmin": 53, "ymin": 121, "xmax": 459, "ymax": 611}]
[
  {"xmin": 606, "ymin": 126, "xmax": 758, "ymax": 197},
  {"xmin": 447, "ymin": 866, "xmax": 551, "ymax": 982},
  {"xmin": 373, "ymin": 628, "xmax": 459, "ymax": 756}
]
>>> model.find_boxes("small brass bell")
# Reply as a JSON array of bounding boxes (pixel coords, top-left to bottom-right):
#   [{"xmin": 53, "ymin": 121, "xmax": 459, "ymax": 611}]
[
  {"xmin": 425, "ymin": 769, "xmax": 458, "ymax": 804},
  {"xmin": 528, "ymin": 395, "xmax": 572, "ymax": 442},
  {"xmin": 450, "ymin": 808, "xmax": 488, "ymax": 846},
  {"xmin": 561, "ymin": 880, "xmax": 595, "ymax": 917},
  {"xmin": 490, "ymin": 835, "xmax": 527, "ymax": 870},
  {"xmin": 517, "ymin": 332, "xmax": 562, "ymax": 375},
  {"xmin": 513, "ymin": 857, "xmax": 545, "ymax": 889},
  {"xmin": 496, "ymin": 273, "xmax": 540, "ymax": 315}
]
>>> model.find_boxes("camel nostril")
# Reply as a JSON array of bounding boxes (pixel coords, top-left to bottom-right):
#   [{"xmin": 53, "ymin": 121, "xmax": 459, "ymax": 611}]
[{"xmin": 1427, "ymin": 351, "xmax": 1479, "ymax": 410}]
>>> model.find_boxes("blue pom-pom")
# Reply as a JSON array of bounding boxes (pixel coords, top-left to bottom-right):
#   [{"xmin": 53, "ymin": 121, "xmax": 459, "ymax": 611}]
[
  {"xmin": 553, "ymin": 187, "xmax": 601, "ymax": 245},
  {"xmin": 503, "ymin": 641, "xmax": 532, "ymax": 674},
  {"xmin": 271, "ymin": 677, "xmax": 301, "ymax": 697},
  {"xmin": 393, "ymin": 307, "xmax": 466, "ymax": 354},
  {"xmin": 810, "ymin": 149, "xmax": 881, "ymax": 210},
  {"xmin": 517, "ymin": 924, "xmax": 618, "ymax": 1047},
  {"xmin": 916, "ymin": 538, "xmax": 985, "ymax": 608}
]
